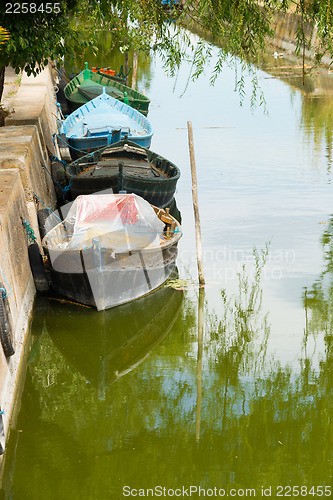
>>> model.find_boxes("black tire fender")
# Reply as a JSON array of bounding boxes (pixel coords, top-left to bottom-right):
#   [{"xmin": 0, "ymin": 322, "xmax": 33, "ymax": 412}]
[
  {"xmin": 0, "ymin": 284, "xmax": 15, "ymax": 357},
  {"xmin": 37, "ymin": 208, "xmax": 51, "ymax": 241},
  {"xmin": 51, "ymin": 161, "xmax": 69, "ymax": 201},
  {"xmin": 28, "ymin": 242, "xmax": 49, "ymax": 293}
]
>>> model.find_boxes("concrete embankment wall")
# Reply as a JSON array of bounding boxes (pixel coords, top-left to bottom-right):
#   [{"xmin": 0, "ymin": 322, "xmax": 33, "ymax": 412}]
[
  {"xmin": 272, "ymin": 11, "xmax": 333, "ymax": 67},
  {"xmin": 272, "ymin": 12, "xmax": 317, "ymax": 58},
  {"xmin": 269, "ymin": 12, "xmax": 333, "ymax": 95},
  {"xmin": 0, "ymin": 65, "xmax": 58, "ymax": 463}
]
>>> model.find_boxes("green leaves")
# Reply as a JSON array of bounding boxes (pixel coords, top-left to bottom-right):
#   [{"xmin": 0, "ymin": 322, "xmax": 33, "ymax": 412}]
[
  {"xmin": 0, "ymin": 0, "xmax": 94, "ymax": 95},
  {"xmin": 1, "ymin": 0, "xmax": 333, "ymax": 104}
]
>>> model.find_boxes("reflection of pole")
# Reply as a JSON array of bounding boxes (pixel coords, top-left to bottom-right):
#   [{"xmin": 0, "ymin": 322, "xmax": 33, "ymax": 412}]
[
  {"xmin": 305, "ymin": 288, "xmax": 308, "ymax": 328},
  {"xmin": 195, "ymin": 287, "xmax": 205, "ymax": 442},
  {"xmin": 301, "ymin": 3, "xmax": 305, "ymax": 86},
  {"xmin": 304, "ymin": 287, "xmax": 309, "ymax": 352},
  {"xmin": 132, "ymin": 52, "xmax": 138, "ymax": 90},
  {"xmin": 187, "ymin": 121, "xmax": 205, "ymax": 286},
  {"xmin": 97, "ymin": 309, "xmax": 107, "ymax": 401}
]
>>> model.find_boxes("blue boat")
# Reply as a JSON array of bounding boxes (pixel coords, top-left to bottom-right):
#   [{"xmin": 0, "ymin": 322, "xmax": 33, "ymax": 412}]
[
  {"xmin": 161, "ymin": 0, "xmax": 185, "ymax": 7},
  {"xmin": 59, "ymin": 89, "xmax": 153, "ymax": 159}
]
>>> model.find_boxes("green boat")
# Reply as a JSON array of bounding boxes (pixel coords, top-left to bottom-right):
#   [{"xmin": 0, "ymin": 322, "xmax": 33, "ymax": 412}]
[{"xmin": 64, "ymin": 62, "xmax": 150, "ymax": 116}]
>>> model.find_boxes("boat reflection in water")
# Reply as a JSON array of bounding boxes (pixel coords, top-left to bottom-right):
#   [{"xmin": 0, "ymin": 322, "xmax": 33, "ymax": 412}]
[{"xmin": 34, "ymin": 273, "xmax": 183, "ymax": 395}]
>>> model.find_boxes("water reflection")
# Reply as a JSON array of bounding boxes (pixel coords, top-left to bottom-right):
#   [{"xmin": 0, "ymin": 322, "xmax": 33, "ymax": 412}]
[
  {"xmin": 257, "ymin": 55, "xmax": 333, "ymax": 172},
  {"xmin": 31, "ymin": 281, "xmax": 184, "ymax": 396},
  {"xmin": 0, "ymin": 284, "xmax": 188, "ymax": 499},
  {"xmin": 3, "ymin": 23, "xmax": 333, "ymax": 499},
  {"xmin": 195, "ymin": 287, "xmax": 205, "ymax": 442},
  {"xmin": 304, "ymin": 215, "xmax": 333, "ymax": 337},
  {"xmin": 194, "ymin": 249, "xmax": 332, "ymax": 490},
  {"xmin": 206, "ymin": 247, "xmax": 270, "ymax": 380},
  {"xmin": 300, "ymin": 97, "xmax": 333, "ymax": 171},
  {"xmin": 1, "ymin": 252, "xmax": 333, "ymax": 497}
]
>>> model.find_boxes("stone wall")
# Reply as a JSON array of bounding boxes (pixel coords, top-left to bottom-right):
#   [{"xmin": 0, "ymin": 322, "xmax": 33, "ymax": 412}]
[
  {"xmin": 0, "ymin": 64, "xmax": 57, "ymax": 462},
  {"xmin": 272, "ymin": 11, "xmax": 332, "ymax": 67}
]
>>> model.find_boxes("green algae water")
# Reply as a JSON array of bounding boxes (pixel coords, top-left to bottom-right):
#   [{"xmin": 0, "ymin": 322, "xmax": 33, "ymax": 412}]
[{"xmin": 1, "ymin": 32, "xmax": 333, "ymax": 498}]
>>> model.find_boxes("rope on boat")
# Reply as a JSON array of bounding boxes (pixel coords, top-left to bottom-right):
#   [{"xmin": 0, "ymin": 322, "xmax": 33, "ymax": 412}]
[
  {"xmin": 52, "ymin": 133, "xmax": 57, "ymax": 150},
  {"xmin": 49, "ymin": 297, "xmax": 92, "ymax": 308},
  {"xmin": 50, "ymin": 154, "xmax": 78, "ymax": 197},
  {"xmin": 41, "ymin": 162, "xmax": 64, "ymax": 191},
  {"xmin": 56, "ymin": 103, "xmax": 65, "ymax": 121},
  {"xmin": 62, "ymin": 62, "xmax": 80, "ymax": 81},
  {"xmin": 53, "ymin": 132, "xmax": 96, "ymax": 157},
  {"xmin": 49, "ymin": 153, "xmax": 67, "ymax": 167},
  {"xmin": 0, "ymin": 270, "xmax": 11, "ymax": 298},
  {"xmin": 32, "ymin": 193, "xmax": 63, "ymax": 225},
  {"xmin": 43, "ymin": 156, "xmax": 78, "ymax": 200},
  {"xmin": 164, "ymin": 278, "xmax": 198, "ymax": 290},
  {"xmin": 32, "ymin": 192, "xmax": 53, "ymax": 213},
  {"xmin": 22, "ymin": 219, "xmax": 37, "ymax": 244}
]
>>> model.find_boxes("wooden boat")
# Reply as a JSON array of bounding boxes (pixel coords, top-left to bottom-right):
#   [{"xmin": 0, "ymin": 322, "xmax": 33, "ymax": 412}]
[
  {"xmin": 42, "ymin": 193, "xmax": 182, "ymax": 310},
  {"xmin": 91, "ymin": 65, "xmax": 132, "ymax": 84},
  {"xmin": 59, "ymin": 90, "xmax": 153, "ymax": 160},
  {"xmin": 64, "ymin": 62, "xmax": 150, "ymax": 115},
  {"xmin": 59, "ymin": 139, "xmax": 180, "ymax": 208}
]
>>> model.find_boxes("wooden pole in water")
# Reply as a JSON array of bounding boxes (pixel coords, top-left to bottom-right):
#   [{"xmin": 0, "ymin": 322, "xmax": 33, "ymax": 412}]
[
  {"xmin": 187, "ymin": 121, "xmax": 205, "ymax": 286},
  {"xmin": 132, "ymin": 52, "xmax": 138, "ymax": 90},
  {"xmin": 195, "ymin": 287, "xmax": 205, "ymax": 441}
]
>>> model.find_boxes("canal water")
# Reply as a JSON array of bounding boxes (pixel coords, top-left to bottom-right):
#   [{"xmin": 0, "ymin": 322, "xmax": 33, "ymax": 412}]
[{"xmin": 1, "ymin": 31, "xmax": 333, "ymax": 498}]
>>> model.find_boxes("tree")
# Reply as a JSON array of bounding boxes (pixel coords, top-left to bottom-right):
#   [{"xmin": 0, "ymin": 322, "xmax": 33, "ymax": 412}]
[
  {"xmin": 0, "ymin": 0, "xmax": 179, "ymax": 101},
  {"xmin": 1, "ymin": 1, "xmax": 333, "ymax": 104},
  {"xmin": 0, "ymin": 0, "xmax": 87, "ymax": 100}
]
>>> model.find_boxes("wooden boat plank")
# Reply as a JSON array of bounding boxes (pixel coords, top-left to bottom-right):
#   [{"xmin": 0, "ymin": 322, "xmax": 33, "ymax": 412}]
[
  {"xmin": 77, "ymin": 84, "xmax": 124, "ymax": 101},
  {"xmin": 77, "ymin": 163, "xmax": 166, "ymax": 180},
  {"xmin": 100, "ymin": 144, "xmax": 149, "ymax": 159}
]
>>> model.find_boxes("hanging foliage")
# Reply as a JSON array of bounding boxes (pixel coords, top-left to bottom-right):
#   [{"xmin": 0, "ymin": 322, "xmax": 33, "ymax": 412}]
[{"xmin": 0, "ymin": 1, "xmax": 333, "ymax": 103}]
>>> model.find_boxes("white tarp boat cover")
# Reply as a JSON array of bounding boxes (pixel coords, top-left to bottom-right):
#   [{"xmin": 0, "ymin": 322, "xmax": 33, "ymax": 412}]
[
  {"xmin": 51, "ymin": 193, "xmax": 165, "ymax": 252},
  {"xmin": 43, "ymin": 193, "xmax": 177, "ymax": 310}
]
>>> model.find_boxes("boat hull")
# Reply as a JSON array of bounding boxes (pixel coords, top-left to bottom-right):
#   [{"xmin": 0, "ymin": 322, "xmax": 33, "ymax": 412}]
[
  {"xmin": 46, "ymin": 246, "xmax": 178, "ymax": 310},
  {"xmin": 64, "ymin": 66, "xmax": 150, "ymax": 115},
  {"xmin": 42, "ymin": 194, "xmax": 182, "ymax": 311},
  {"xmin": 59, "ymin": 93, "xmax": 153, "ymax": 160},
  {"xmin": 67, "ymin": 133, "xmax": 152, "ymax": 160},
  {"xmin": 64, "ymin": 140, "xmax": 180, "ymax": 207},
  {"xmin": 68, "ymin": 176, "xmax": 178, "ymax": 208}
]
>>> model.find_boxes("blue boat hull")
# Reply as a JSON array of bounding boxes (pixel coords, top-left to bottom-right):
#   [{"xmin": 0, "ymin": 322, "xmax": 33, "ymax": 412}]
[
  {"xmin": 67, "ymin": 133, "xmax": 152, "ymax": 160},
  {"xmin": 59, "ymin": 91, "xmax": 153, "ymax": 160}
]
